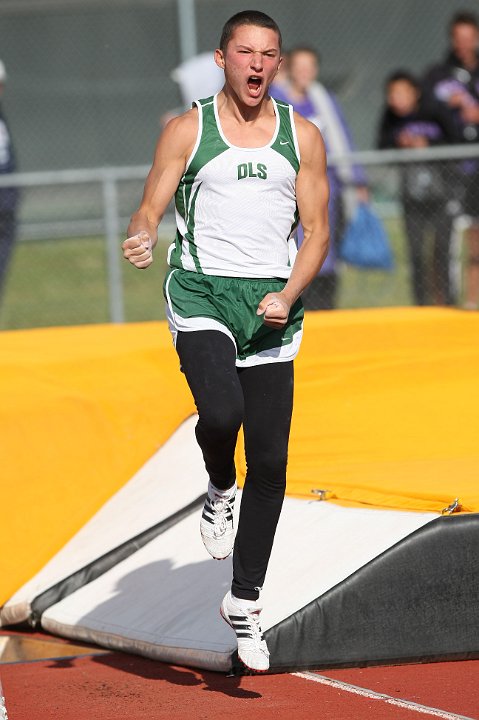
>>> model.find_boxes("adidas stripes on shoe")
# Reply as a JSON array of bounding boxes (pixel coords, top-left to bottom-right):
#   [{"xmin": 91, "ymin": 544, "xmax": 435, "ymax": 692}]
[
  {"xmin": 200, "ymin": 484, "xmax": 236, "ymax": 560},
  {"xmin": 220, "ymin": 591, "xmax": 270, "ymax": 672}
]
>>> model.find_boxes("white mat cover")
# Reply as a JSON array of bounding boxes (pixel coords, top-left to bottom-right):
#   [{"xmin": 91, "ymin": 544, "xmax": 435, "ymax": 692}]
[
  {"xmin": 1, "ymin": 416, "xmax": 205, "ymax": 626},
  {"xmin": 42, "ymin": 497, "xmax": 437, "ymax": 672}
]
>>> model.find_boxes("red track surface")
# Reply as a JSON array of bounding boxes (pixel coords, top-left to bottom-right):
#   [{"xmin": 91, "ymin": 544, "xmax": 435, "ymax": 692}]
[{"xmin": 1, "ymin": 642, "xmax": 478, "ymax": 720}]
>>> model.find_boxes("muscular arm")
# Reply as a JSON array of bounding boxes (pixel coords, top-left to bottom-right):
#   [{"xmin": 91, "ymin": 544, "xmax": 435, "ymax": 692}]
[
  {"xmin": 122, "ymin": 109, "xmax": 197, "ymax": 268},
  {"xmin": 258, "ymin": 115, "xmax": 330, "ymax": 326},
  {"xmin": 285, "ymin": 116, "xmax": 330, "ymax": 302}
]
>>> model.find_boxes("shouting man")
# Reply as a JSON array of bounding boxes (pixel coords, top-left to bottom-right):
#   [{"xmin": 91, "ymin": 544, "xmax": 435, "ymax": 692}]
[{"xmin": 123, "ymin": 10, "xmax": 329, "ymax": 672}]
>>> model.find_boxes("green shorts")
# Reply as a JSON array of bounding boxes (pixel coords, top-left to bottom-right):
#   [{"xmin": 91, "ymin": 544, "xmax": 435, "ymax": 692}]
[{"xmin": 164, "ymin": 268, "xmax": 304, "ymax": 367}]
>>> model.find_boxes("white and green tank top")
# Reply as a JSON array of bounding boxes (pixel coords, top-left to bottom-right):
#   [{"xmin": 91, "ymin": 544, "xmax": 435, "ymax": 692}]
[{"xmin": 167, "ymin": 94, "xmax": 300, "ymax": 279}]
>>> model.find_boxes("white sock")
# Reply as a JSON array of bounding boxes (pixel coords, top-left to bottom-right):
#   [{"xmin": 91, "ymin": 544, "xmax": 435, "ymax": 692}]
[
  {"xmin": 231, "ymin": 593, "xmax": 259, "ymax": 610},
  {"xmin": 208, "ymin": 480, "xmax": 236, "ymax": 501}
]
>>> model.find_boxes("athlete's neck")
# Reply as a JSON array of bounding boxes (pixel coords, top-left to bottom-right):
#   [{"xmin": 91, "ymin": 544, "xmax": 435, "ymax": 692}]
[{"xmin": 217, "ymin": 87, "xmax": 273, "ymax": 124}]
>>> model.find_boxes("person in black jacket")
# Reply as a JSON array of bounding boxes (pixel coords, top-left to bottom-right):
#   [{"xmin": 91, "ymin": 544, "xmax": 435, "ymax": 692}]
[
  {"xmin": 0, "ymin": 60, "xmax": 19, "ymax": 300},
  {"xmin": 423, "ymin": 11, "xmax": 479, "ymax": 308},
  {"xmin": 378, "ymin": 71, "xmax": 457, "ymax": 305}
]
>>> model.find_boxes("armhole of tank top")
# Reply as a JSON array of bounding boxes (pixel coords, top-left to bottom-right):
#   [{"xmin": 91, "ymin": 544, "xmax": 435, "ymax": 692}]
[
  {"xmin": 289, "ymin": 104, "xmax": 301, "ymax": 165},
  {"xmin": 269, "ymin": 97, "xmax": 281, "ymax": 146},
  {"xmin": 184, "ymin": 101, "xmax": 203, "ymax": 172}
]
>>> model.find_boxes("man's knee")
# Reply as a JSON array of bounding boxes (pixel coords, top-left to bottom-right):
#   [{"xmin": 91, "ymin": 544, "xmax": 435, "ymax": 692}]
[
  {"xmin": 247, "ymin": 448, "xmax": 288, "ymax": 489},
  {"xmin": 197, "ymin": 404, "xmax": 243, "ymax": 441}
]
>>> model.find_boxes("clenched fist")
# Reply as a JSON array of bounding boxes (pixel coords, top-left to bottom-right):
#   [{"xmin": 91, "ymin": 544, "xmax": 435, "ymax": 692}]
[
  {"xmin": 122, "ymin": 231, "xmax": 153, "ymax": 269},
  {"xmin": 257, "ymin": 292, "xmax": 291, "ymax": 329}
]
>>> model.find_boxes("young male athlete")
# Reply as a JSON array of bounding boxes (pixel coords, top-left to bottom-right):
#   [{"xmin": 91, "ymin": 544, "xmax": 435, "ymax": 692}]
[{"xmin": 123, "ymin": 10, "xmax": 330, "ymax": 672}]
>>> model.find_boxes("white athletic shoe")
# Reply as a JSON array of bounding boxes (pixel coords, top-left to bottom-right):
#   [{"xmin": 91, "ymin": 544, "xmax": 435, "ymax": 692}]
[
  {"xmin": 220, "ymin": 591, "xmax": 270, "ymax": 672},
  {"xmin": 200, "ymin": 489, "xmax": 235, "ymax": 560}
]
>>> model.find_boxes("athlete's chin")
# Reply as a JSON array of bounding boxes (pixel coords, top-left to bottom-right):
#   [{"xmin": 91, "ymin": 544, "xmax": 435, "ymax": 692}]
[
  {"xmin": 243, "ymin": 96, "xmax": 263, "ymax": 107},
  {"xmin": 242, "ymin": 88, "xmax": 268, "ymax": 105}
]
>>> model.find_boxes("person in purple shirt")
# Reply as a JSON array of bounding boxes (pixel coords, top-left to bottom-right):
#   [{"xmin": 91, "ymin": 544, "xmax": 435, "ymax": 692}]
[
  {"xmin": 378, "ymin": 71, "xmax": 458, "ymax": 305},
  {"xmin": 422, "ymin": 11, "xmax": 479, "ymax": 308},
  {"xmin": 271, "ymin": 46, "xmax": 368, "ymax": 309},
  {"xmin": 0, "ymin": 60, "xmax": 19, "ymax": 301}
]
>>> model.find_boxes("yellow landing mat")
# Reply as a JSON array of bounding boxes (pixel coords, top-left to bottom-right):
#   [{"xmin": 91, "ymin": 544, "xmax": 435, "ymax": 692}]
[
  {"xmin": 1, "ymin": 308, "xmax": 478, "ymax": 606},
  {"xmin": 238, "ymin": 307, "xmax": 479, "ymax": 514},
  {"xmin": 0, "ymin": 322, "xmax": 194, "ymax": 605}
]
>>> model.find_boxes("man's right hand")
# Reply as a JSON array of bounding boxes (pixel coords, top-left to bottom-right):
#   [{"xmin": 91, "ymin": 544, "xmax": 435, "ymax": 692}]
[{"xmin": 122, "ymin": 231, "xmax": 153, "ymax": 269}]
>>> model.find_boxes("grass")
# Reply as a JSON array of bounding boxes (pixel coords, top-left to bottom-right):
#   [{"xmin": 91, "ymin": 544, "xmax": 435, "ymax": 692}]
[
  {"xmin": 0, "ymin": 219, "xmax": 414, "ymax": 331},
  {"xmin": 0, "ymin": 237, "xmax": 172, "ymax": 330},
  {"xmin": 337, "ymin": 217, "xmax": 412, "ymax": 309}
]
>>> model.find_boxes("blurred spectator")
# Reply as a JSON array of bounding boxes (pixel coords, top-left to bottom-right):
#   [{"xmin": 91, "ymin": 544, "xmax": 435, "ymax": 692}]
[
  {"xmin": 422, "ymin": 11, "xmax": 479, "ymax": 309},
  {"xmin": 272, "ymin": 49, "xmax": 290, "ymax": 93},
  {"xmin": 377, "ymin": 71, "xmax": 458, "ymax": 305},
  {"xmin": 270, "ymin": 47, "xmax": 368, "ymax": 310},
  {"xmin": 0, "ymin": 59, "xmax": 19, "ymax": 300},
  {"xmin": 161, "ymin": 52, "xmax": 224, "ymax": 127},
  {"xmin": 171, "ymin": 52, "xmax": 224, "ymax": 107}
]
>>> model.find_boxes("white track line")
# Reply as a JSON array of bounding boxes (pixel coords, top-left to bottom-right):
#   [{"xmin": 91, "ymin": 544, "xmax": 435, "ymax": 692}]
[
  {"xmin": 293, "ymin": 671, "xmax": 477, "ymax": 720},
  {"xmin": 0, "ymin": 677, "xmax": 8, "ymax": 720}
]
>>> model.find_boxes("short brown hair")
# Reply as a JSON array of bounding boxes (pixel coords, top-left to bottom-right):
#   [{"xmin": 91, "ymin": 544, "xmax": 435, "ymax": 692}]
[
  {"xmin": 219, "ymin": 10, "xmax": 282, "ymax": 52},
  {"xmin": 450, "ymin": 10, "xmax": 479, "ymax": 32}
]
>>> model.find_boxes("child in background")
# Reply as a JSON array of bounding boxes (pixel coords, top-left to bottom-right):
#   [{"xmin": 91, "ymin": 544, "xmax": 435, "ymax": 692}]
[{"xmin": 377, "ymin": 71, "xmax": 458, "ymax": 305}]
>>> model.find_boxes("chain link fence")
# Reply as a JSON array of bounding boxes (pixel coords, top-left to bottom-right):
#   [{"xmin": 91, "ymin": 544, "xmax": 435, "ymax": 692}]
[
  {"xmin": 0, "ymin": 0, "xmax": 478, "ymax": 329},
  {"xmin": 1, "ymin": 146, "xmax": 476, "ymax": 330}
]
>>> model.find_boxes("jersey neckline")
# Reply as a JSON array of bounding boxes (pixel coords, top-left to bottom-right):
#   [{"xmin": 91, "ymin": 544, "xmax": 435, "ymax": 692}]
[{"xmin": 212, "ymin": 93, "xmax": 280, "ymax": 151}]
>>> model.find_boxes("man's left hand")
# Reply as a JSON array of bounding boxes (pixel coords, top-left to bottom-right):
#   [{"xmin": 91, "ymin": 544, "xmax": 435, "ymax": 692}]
[{"xmin": 257, "ymin": 293, "xmax": 291, "ymax": 329}]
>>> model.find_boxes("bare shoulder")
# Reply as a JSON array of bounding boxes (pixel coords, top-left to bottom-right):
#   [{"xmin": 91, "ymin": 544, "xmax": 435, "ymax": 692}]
[
  {"xmin": 293, "ymin": 112, "xmax": 326, "ymax": 161},
  {"xmin": 158, "ymin": 106, "xmax": 199, "ymax": 158},
  {"xmin": 164, "ymin": 106, "xmax": 198, "ymax": 134}
]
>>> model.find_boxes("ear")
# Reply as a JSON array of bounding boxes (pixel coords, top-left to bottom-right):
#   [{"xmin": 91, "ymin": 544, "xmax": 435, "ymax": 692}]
[
  {"xmin": 214, "ymin": 48, "xmax": 225, "ymax": 70},
  {"xmin": 274, "ymin": 55, "xmax": 283, "ymax": 77}
]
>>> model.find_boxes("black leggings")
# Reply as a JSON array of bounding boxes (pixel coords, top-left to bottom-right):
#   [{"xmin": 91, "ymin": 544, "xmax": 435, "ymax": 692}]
[{"xmin": 176, "ymin": 330, "xmax": 294, "ymax": 601}]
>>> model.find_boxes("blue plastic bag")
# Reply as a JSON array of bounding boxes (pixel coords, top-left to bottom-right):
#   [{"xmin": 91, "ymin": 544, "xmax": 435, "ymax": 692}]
[{"xmin": 339, "ymin": 203, "xmax": 394, "ymax": 270}]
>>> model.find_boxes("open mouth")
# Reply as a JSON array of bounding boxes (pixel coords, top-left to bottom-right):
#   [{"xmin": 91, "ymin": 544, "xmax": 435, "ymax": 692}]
[{"xmin": 247, "ymin": 75, "xmax": 263, "ymax": 95}]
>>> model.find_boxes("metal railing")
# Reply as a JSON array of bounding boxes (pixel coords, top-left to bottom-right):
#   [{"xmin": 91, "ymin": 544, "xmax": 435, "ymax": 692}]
[
  {"xmin": 0, "ymin": 165, "xmax": 148, "ymax": 322},
  {"xmin": 1, "ymin": 142, "xmax": 478, "ymax": 326}
]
